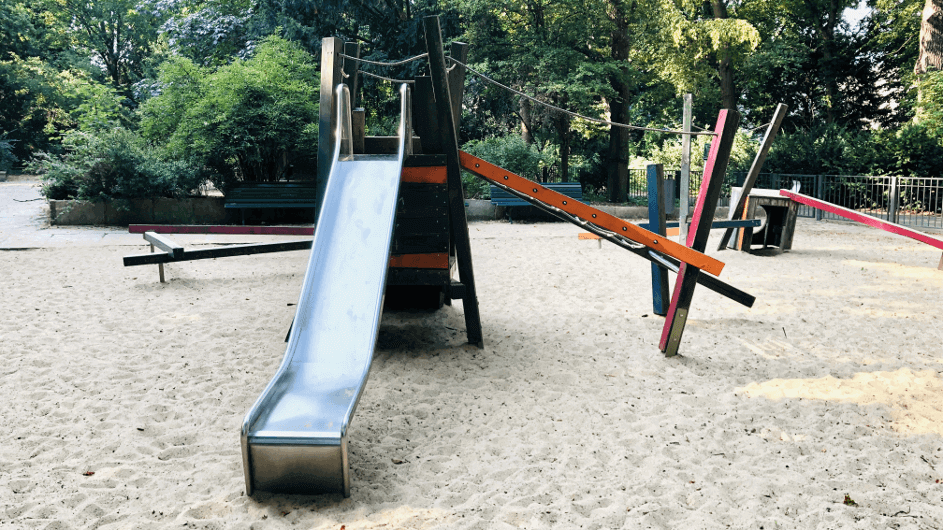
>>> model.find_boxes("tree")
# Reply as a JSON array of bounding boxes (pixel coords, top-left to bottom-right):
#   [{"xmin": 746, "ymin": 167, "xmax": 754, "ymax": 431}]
[
  {"xmin": 915, "ymin": 0, "xmax": 943, "ymax": 75},
  {"xmin": 139, "ymin": 35, "xmax": 320, "ymax": 187}
]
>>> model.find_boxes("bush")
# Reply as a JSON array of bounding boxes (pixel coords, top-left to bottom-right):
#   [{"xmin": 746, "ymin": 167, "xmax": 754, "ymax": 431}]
[
  {"xmin": 0, "ymin": 135, "xmax": 17, "ymax": 171},
  {"xmin": 462, "ymin": 134, "xmax": 553, "ymax": 198},
  {"xmin": 31, "ymin": 129, "xmax": 208, "ymax": 201},
  {"xmin": 139, "ymin": 35, "xmax": 319, "ymax": 191}
]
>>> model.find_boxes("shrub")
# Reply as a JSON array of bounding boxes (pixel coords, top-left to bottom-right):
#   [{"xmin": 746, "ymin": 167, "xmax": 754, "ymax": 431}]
[
  {"xmin": 139, "ymin": 35, "xmax": 319, "ymax": 191},
  {"xmin": 31, "ymin": 129, "xmax": 208, "ymax": 201},
  {"xmin": 462, "ymin": 134, "xmax": 553, "ymax": 198},
  {"xmin": 0, "ymin": 135, "xmax": 17, "ymax": 171}
]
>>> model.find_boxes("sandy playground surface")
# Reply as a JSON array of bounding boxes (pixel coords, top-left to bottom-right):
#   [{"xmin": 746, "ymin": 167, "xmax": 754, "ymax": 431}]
[{"xmin": 2, "ymin": 215, "xmax": 943, "ymax": 529}]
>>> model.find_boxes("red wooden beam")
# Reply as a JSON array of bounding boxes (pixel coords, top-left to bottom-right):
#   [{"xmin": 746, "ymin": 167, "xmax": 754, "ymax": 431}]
[
  {"xmin": 129, "ymin": 225, "xmax": 315, "ymax": 236},
  {"xmin": 779, "ymin": 190, "xmax": 943, "ymax": 251}
]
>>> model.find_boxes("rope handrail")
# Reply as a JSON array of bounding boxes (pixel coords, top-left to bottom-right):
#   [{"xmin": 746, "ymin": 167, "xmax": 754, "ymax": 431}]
[
  {"xmin": 338, "ymin": 52, "xmax": 428, "ymax": 67},
  {"xmin": 358, "ymin": 70, "xmax": 415, "ymax": 85},
  {"xmin": 447, "ymin": 57, "xmax": 716, "ymax": 137}
]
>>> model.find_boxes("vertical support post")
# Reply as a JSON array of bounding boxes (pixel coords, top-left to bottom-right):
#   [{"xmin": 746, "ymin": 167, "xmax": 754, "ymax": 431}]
[
  {"xmin": 352, "ymin": 109, "xmax": 365, "ymax": 154},
  {"xmin": 648, "ymin": 164, "xmax": 669, "ymax": 315},
  {"xmin": 317, "ymin": 37, "xmax": 344, "ymax": 218},
  {"xmin": 815, "ymin": 175, "xmax": 824, "ymax": 221},
  {"xmin": 888, "ymin": 177, "xmax": 899, "ymax": 224},
  {"xmin": 717, "ymin": 103, "xmax": 787, "ymax": 250},
  {"xmin": 424, "ymin": 16, "xmax": 484, "ymax": 348},
  {"xmin": 343, "ymin": 42, "xmax": 361, "ymax": 109},
  {"xmin": 151, "ymin": 243, "xmax": 165, "ymax": 283},
  {"xmin": 448, "ymin": 42, "xmax": 469, "ymax": 130},
  {"xmin": 660, "ymin": 110, "xmax": 740, "ymax": 357},
  {"xmin": 679, "ymin": 94, "xmax": 692, "ymax": 243},
  {"xmin": 938, "ymin": 252, "xmax": 943, "ymax": 270}
]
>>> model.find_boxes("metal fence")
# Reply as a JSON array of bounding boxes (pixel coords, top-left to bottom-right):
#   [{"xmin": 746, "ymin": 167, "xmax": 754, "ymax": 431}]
[{"xmin": 724, "ymin": 172, "xmax": 943, "ymax": 230}]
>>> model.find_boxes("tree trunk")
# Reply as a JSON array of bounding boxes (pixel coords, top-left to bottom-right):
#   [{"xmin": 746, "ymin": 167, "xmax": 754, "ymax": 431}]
[
  {"xmin": 711, "ymin": 0, "xmax": 737, "ymax": 109},
  {"xmin": 555, "ymin": 111, "xmax": 570, "ymax": 182},
  {"xmin": 916, "ymin": 0, "xmax": 943, "ymax": 75},
  {"xmin": 606, "ymin": 0, "xmax": 631, "ymax": 203},
  {"xmin": 520, "ymin": 97, "xmax": 535, "ymax": 144}
]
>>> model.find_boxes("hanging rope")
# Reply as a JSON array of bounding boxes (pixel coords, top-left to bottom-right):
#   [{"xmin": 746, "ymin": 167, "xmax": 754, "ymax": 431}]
[
  {"xmin": 358, "ymin": 70, "xmax": 415, "ymax": 85},
  {"xmin": 447, "ymin": 57, "xmax": 716, "ymax": 137},
  {"xmin": 338, "ymin": 53, "xmax": 428, "ymax": 67}
]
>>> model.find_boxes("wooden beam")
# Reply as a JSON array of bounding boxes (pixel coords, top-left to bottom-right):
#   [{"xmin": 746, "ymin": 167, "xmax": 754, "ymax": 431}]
[
  {"xmin": 717, "ymin": 103, "xmax": 788, "ymax": 250},
  {"xmin": 679, "ymin": 93, "xmax": 692, "ymax": 243},
  {"xmin": 124, "ymin": 240, "xmax": 313, "ymax": 267},
  {"xmin": 781, "ymin": 190, "xmax": 943, "ymax": 251},
  {"xmin": 647, "ymin": 164, "xmax": 670, "ymax": 316},
  {"xmin": 459, "ymin": 151, "xmax": 726, "ymax": 277},
  {"xmin": 143, "ymin": 231, "xmax": 184, "ymax": 259},
  {"xmin": 130, "ymin": 225, "xmax": 315, "ymax": 236},
  {"xmin": 424, "ymin": 15, "xmax": 484, "ymax": 347},
  {"xmin": 660, "ymin": 109, "xmax": 741, "ymax": 357},
  {"xmin": 317, "ymin": 37, "xmax": 344, "ymax": 216},
  {"xmin": 342, "ymin": 42, "xmax": 361, "ymax": 109}
]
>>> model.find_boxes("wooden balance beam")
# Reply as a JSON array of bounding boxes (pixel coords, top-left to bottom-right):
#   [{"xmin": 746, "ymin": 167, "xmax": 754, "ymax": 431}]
[{"xmin": 780, "ymin": 190, "xmax": 943, "ymax": 269}]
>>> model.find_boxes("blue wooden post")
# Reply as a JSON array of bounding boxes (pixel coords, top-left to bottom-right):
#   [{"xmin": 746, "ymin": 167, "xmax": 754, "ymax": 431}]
[{"xmin": 647, "ymin": 164, "xmax": 669, "ymax": 315}]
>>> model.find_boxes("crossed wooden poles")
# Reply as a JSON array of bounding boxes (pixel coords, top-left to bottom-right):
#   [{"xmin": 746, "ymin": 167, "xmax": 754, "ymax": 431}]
[{"xmin": 460, "ymin": 108, "xmax": 754, "ymax": 356}]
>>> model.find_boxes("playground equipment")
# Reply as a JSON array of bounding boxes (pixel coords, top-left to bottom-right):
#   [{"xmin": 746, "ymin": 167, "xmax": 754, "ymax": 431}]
[
  {"xmin": 237, "ymin": 17, "xmax": 756, "ymax": 496},
  {"xmin": 643, "ymin": 164, "xmax": 759, "ymax": 316},
  {"xmin": 781, "ymin": 189, "xmax": 943, "ymax": 269},
  {"xmin": 728, "ymin": 185, "xmax": 799, "ymax": 254},
  {"xmin": 122, "ymin": 16, "xmax": 756, "ymax": 496}
]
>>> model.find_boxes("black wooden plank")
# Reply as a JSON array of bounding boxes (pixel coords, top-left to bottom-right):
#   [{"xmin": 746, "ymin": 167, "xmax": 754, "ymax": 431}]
[
  {"xmin": 404, "ymin": 154, "xmax": 447, "ymax": 167},
  {"xmin": 386, "ymin": 267, "xmax": 451, "ymax": 286},
  {"xmin": 124, "ymin": 240, "xmax": 313, "ymax": 266}
]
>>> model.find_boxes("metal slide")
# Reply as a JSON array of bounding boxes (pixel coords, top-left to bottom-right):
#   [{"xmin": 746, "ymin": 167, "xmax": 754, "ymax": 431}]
[{"xmin": 241, "ymin": 83, "xmax": 411, "ymax": 497}]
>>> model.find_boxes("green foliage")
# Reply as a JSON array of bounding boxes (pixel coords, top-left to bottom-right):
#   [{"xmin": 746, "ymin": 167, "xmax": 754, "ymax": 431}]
[
  {"xmin": 139, "ymin": 35, "xmax": 319, "ymax": 188},
  {"xmin": 631, "ymin": 129, "xmax": 755, "ymax": 173},
  {"xmin": 30, "ymin": 128, "xmax": 208, "ymax": 201},
  {"xmin": 916, "ymin": 70, "xmax": 943, "ymax": 138},
  {"xmin": 462, "ymin": 134, "xmax": 555, "ymax": 198},
  {"xmin": 0, "ymin": 134, "xmax": 18, "ymax": 171}
]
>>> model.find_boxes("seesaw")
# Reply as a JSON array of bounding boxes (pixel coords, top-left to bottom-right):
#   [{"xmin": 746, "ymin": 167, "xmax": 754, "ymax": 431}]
[{"xmin": 781, "ymin": 189, "xmax": 943, "ymax": 269}]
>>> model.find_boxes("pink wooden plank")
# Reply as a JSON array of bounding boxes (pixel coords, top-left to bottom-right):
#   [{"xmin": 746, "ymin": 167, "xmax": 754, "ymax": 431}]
[
  {"xmin": 129, "ymin": 225, "xmax": 315, "ymax": 236},
  {"xmin": 779, "ymin": 191, "xmax": 943, "ymax": 251}
]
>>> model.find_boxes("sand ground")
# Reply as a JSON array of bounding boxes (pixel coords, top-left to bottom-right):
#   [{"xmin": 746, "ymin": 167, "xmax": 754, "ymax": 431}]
[{"xmin": 2, "ymin": 180, "xmax": 943, "ymax": 529}]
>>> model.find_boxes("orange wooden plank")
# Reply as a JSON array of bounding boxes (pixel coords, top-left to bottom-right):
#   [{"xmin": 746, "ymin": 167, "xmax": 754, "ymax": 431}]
[
  {"xmin": 389, "ymin": 253, "xmax": 449, "ymax": 269},
  {"xmin": 459, "ymin": 151, "xmax": 725, "ymax": 277},
  {"xmin": 401, "ymin": 166, "xmax": 447, "ymax": 184},
  {"xmin": 578, "ymin": 232, "xmax": 601, "ymax": 240}
]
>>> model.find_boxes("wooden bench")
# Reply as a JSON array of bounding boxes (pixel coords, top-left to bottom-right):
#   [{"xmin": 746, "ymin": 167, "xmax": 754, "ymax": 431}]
[
  {"xmin": 225, "ymin": 181, "xmax": 319, "ymax": 223},
  {"xmin": 489, "ymin": 182, "xmax": 583, "ymax": 221}
]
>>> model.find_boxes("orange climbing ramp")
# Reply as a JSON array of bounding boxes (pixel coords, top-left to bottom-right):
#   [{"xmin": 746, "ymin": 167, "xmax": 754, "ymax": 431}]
[{"xmin": 459, "ymin": 151, "xmax": 724, "ymax": 277}]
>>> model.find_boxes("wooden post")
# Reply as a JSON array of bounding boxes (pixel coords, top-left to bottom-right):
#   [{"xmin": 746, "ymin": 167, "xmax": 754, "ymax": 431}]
[
  {"xmin": 352, "ymin": 109, "xmax": 365, "ymax": 154},
  {"xmin": 424, "ymin": 16, "xmax": 484, "ymax": 348},
  {"xmin": 888, "ymin": 176, "xmax": 899, "ymax": 224},
  {"xmin": 679, "ymin": 94, "xmax": 692, "ymax": 243},
  {"xmin": 815, "ymin": 175, "xmax": 824, "ymax": 221},
  {"xmin": 150, "ymin": 244, "xmax": 165, "ymax": 283},
  {"xmin": 717, "ymin": 103, "xmax": 787, "ymax": 250},
  {"xmin": 939, "ymin": 252, "xmax": 943, "ymax": 270},
  {"xmin": 648, "ymin": 164, "xmax": 669, "ymax": 315},
  {"xmin": 317, "ymin": 37, "xmax": 344, "ymax": 217},
  {"xmin": 343, "ymin": 42, "xmax": 361, "ymax": 109},
  {"xmin": 660, "ymin": 110, "xmax": 740, "ymax": 357},
  {"xmin": 448, "ymin": 42, "xmax": 469, "ymax": 130}
]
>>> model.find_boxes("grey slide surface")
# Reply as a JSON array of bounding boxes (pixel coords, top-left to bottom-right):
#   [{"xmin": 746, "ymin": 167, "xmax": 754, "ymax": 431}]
[{"xmin": 241, "ymin": 84, "xmax": 409, "ymax": 497}]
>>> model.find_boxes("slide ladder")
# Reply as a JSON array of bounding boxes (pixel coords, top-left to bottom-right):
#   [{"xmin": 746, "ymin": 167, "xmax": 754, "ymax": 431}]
[{"xmin": 240, "ymin": 84, "xmax": 411, "ymax": 497}]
